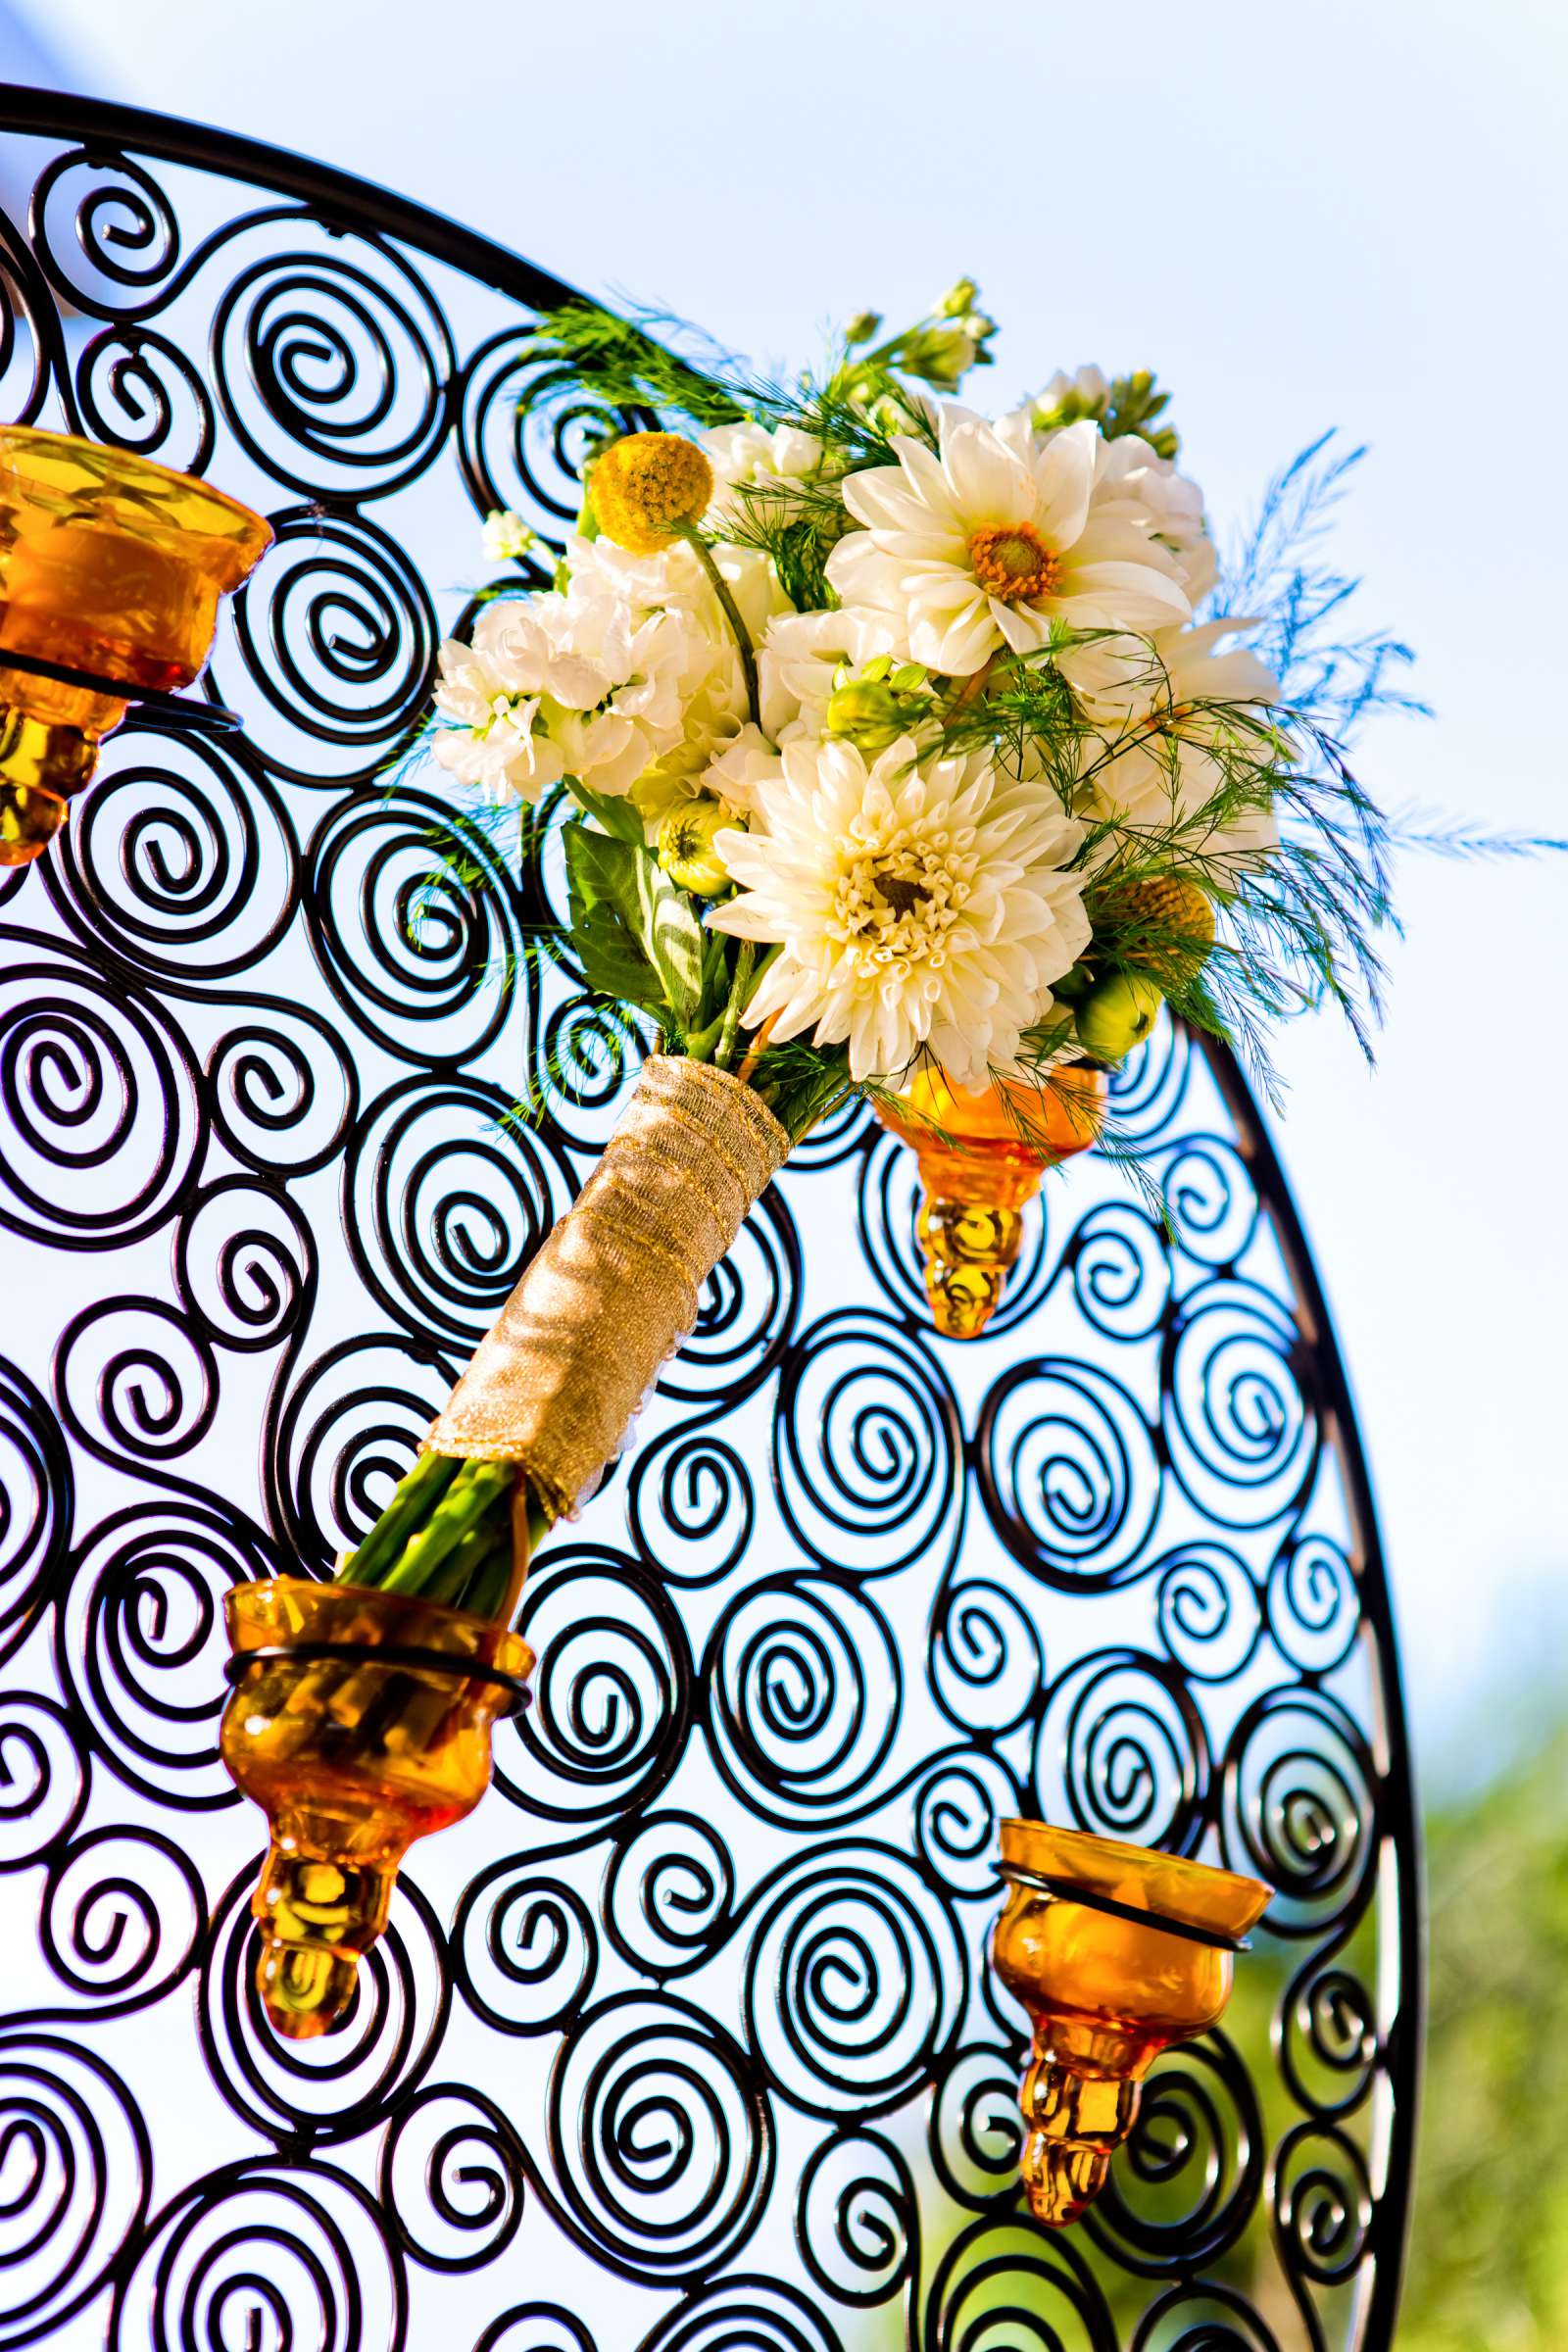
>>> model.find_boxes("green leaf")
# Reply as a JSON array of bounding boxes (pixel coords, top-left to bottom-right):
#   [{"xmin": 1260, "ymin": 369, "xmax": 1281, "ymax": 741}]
[
  {"xmin": 634, "ymin": 852, "xmax": 704, "ymax": 1025},
  {"xmin": 562, "ymin": 813, "xmax": 709, "ymax": 1030},
  {"xmin": 576, "ymin": 908, "xmax": 668, "ymax": 1013},
  {"xmin": 563, "ymin": 820, "xmax": 641, "ymax": 923},
  {"xmin": 563, "ymin": 815, "xmax": 708, "ymax": 1029},
  {"xmin": 564, "ymin": 821, "xmax": 667, "ymax": 1010},
  {"xmin": 565, "ymin": 777, "xmax": 646, "ymax": 844}
]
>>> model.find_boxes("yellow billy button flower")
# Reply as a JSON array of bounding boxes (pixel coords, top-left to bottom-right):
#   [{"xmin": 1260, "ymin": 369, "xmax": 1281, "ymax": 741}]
[
  {"xmin": 588, "ymin": 432, "xmax": 715, "ymax": 556},
  {"xmin": 658, "ymin": 796, "xmax": 732, "ymax": 898},
  {"xmin": 1107, "ymin": 875, "xmax": 1216, "ymax": 983}
]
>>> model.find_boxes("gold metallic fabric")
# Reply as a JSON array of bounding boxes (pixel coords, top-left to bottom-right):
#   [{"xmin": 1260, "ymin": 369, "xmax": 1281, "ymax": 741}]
[{"xmin": 425, "ymin": 1055, "xmax": 791, "ymax": 1519}]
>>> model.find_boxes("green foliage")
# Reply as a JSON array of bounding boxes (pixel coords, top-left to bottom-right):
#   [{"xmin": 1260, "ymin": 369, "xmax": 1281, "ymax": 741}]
[
  {"xmin": 1215, "ymin": 432, "xmax": 1428, "ymax": 738},
  {"xmin": 1101, "ymin": 368, "xmax": 1179, "ymax": 455},
  {"xmin": 1397, "ymin": 1729, "xmax": 1568, "ymax": 2352},
  {"xmin": 563, "ymin": 817, "xmax": 707, "ymax": 1033},
  {"xmin": 562, "ymin": 825, "xmax": 669, "ymax": 1018}
]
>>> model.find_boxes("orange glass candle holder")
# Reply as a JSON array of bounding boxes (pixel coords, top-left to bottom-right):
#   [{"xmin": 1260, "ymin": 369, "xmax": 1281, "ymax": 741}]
[
  {"xmin": 0, "ymin": 425, "xmax": 270, "ymax": 864},
  {"xmin": 993, "ymin": 1818, "xmax": 1272, "ymax": 2227},
  {"xmin": 220, "ymin": 1577, "xmax": 533, "ymax": 2041},
  {"xmin": 875, "ymin": 1064, "xmax": 1107, "ymax": 1339}
]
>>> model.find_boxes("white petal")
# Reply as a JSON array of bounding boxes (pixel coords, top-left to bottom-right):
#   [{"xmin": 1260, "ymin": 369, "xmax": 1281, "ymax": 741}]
[
  {"xmin": 1029, "ymin": 418, "xmax": 1097, "ymax": 548},
  {"xmin": 938, "ymin": 411, "xmax": 1034, "ymax": 525}
]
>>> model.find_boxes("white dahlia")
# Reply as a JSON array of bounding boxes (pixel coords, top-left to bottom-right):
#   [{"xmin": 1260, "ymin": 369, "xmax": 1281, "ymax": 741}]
[
  {"xmin": 708, "ymin": 736, "xmax": 1090, "ymax": 1086},
  {"xmin": 823, "ymin": 404, "xmax": 1189, "ymax": 678},
  {"xmin": 1078, "ymin": 620, "xmax": 1283, "ymax": 870}
]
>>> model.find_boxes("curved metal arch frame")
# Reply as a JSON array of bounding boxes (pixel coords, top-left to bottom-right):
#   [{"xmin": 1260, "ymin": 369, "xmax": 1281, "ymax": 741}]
[{"xmin": 0, "ymin": 84, "xmax": 1420, "ymax": 2352}]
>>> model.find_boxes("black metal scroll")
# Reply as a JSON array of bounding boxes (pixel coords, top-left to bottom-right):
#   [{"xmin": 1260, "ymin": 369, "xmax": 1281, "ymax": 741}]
[{"xmin": 0, "ymin": 87, "xmax": 1419, "ymax": 2352}]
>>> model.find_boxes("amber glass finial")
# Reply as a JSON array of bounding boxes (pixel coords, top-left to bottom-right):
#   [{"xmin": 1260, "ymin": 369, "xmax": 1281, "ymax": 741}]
[
  {"xmin": 0, "ymin": 426, "xmax": 270, "ymax": 863},
  {"xmin": 221, "ymin": 1578, "xmax": 531, "ymax": 2039},
  {"xmin": 993, "ymin": 1819, "xmax": 1271, "ymax": 2226},
  {"xmin": 876, "ymin": 1065, "xmax": 1106, "ymax": 1339}
]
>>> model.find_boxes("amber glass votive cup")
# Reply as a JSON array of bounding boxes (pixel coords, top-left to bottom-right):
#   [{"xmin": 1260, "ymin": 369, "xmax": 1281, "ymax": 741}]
[
  {"xmin": 0, "ymin": 425, "xmax": 270, "ymax": 863},
  {"xmin": 993, "ymin": 1817, "xmax": 1272, "ymax": 2226},
  {"xmin": 221, "ymin": 1577, "xmax": 532, "ymax": 2040}
]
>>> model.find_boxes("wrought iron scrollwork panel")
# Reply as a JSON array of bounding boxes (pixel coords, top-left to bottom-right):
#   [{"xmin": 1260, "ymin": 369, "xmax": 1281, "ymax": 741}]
[{"xmin": 0, "ymin": 89, "xmax": 1418, "ymax": 2352}]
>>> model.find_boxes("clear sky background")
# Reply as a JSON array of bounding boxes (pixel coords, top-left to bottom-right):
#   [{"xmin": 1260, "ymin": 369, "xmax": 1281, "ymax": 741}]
[{"xmin": 6, "ymin": 0, "xmax": 1566, "ymax": 1778}]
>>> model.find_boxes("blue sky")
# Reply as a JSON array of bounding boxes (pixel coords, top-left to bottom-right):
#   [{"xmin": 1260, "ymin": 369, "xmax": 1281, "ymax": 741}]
[{"xmin": 8, "ymin": 0, "xmax": 1567, "ymax": 1772}]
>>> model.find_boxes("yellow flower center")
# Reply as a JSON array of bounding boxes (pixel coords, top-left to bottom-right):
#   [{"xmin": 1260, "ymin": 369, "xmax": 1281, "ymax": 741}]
[
  {"xmin": 589, "ymin": 432, "xmax": 715, "ymax": 556},
  {"xmin": 967, "ymin": 521, "xmax": 1062, "ymax": 605},
  {"xmin": 835, "ymin": 837, "xmax": 968, "ymax": 975}
]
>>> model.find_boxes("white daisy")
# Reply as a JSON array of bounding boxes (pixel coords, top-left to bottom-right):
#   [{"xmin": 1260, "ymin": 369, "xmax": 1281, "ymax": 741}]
[
  {"xmin": 1078, "ymin": 620, "xmax": 1283, "ymax": 871},
  {"xmin": 823, "ymin": 404, "xmax": 1190, "ymax": 678},
  {"xmin": 707, "ymin": 735, "xmax": 1090, "ymax": 1086}
]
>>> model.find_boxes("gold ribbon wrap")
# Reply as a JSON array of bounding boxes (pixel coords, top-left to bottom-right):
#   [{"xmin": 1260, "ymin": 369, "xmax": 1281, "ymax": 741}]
[{"xmin": 424, "ymin": 1055, "xmax": 791, "ymax": 1521}]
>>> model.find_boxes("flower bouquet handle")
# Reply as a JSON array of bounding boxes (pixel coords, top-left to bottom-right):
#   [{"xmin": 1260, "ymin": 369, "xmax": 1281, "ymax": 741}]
[{"xmin": 221, "ymin": 1054, "xmax": 789, "ymax": 2036}]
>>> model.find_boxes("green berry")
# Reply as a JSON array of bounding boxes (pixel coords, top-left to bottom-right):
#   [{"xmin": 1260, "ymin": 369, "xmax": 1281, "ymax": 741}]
[{"xmin": 1075, "ymin": 971, "xmax": 1164, "ymax": 1062}]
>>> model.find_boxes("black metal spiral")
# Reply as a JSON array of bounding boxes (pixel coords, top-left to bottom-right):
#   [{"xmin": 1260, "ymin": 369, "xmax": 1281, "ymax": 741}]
[{"xmin": 0, "ymin": 86, "xmax": 1419, "ymax": 2351}]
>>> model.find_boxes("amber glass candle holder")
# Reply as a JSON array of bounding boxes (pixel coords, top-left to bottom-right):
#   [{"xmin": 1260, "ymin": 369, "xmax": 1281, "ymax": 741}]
[
  {"xmin": 875, "ymin": 1064, "xmax": 1107, "ymax": 1339},
  {"xmin": 221, "ymin": 1577, "xmax": 533, "ymax": 2041},
  {"xmin": 993, "ymin": 1818, "xmax": 1272, "ymax": 2227},
  {"xmin": 0, "ymin": 425, "xmax": 271, "ymax": 864}
]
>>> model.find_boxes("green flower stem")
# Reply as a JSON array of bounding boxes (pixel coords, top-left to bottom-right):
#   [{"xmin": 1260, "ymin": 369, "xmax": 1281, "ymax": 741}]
[
  {"xmin": 676, "ymin": 524, "xmax": 761, "ymax": 730},
  {"xmin": 334, "ymin": 1453, "xmax": 556, "ymax": 1624},
  {"xmin": 462, "ymin": 1542, "xmax": 516, "ymax": 1625},
  {"xmin": 374, "ymin": 1460, "xmax": 514, "ymax": 1596},
  {"xmin": 422, "ymin": 1515, "xmax": 511, "ymax": 1610},
  {"xmin": 337, "ymin": 1450, "xmax": 460, "ymax": 1586},
  {"xmin": 684, "ymin": 1009, "xmax": 726, "ymax": 1063},
  {"xmin": 714, "ymin": 942, "xmax": 756, "ymax": 1072}
]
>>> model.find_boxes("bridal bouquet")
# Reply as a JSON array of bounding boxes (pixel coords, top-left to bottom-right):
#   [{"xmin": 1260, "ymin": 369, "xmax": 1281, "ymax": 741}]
[{"xmin": 221, "ymin": 285, "xmax": 1412, "ymax": 2033}]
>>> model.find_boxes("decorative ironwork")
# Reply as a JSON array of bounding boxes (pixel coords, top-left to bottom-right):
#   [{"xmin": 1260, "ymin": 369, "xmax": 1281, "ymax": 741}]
[{"xmin": 0, "ymin": 88, "xmax": 1420, "ymax": 2350}]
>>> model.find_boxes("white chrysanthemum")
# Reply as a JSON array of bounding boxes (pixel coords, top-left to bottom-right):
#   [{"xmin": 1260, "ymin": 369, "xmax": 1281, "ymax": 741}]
[
  {"xmin": 707, "ymin": 735, "xmax": 1090, "ymax": 1086},
  {"xmin": 1079, "ymin": 620, "xmax": 1283, "ymax": 869},
  {"xmin": 758, "ymin": 606, "xmax": 906, "ymax": 740},
  {"xmin": 701, "ymin": 418, "xmax": 827, "ymax": 525},
  {"xmin": 430, "ymin": 577, "xmax": 693, "ymax": 803},
  {"xmin": 824, "ymin": 405, "xmax": 1189, "ymax": 678},
  {"xmin": 480, "ymin": 508, "xmax": 536, "ymax": 565}
]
